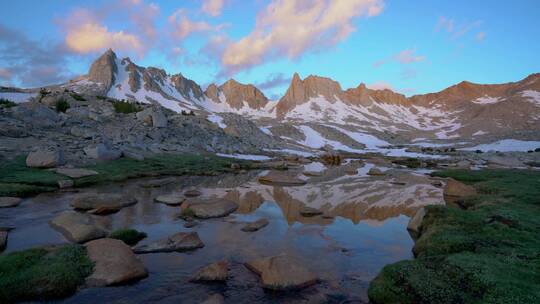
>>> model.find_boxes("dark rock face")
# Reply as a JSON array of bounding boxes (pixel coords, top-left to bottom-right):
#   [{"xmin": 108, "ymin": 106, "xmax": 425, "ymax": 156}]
[
  {"xmin": 204, "ymin": 79, "xmax": 269, "ymax": 110},
  {"xmin": 88, "ymin": 49, "xmax": 117, "ymax": 95},
  {"xmin": 171, "ymin": 74, "xmax": 204, "ymax": 100}
]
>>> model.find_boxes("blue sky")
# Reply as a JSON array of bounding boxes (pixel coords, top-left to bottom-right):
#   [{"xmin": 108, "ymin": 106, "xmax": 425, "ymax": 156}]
[{"xmin": 1, "ymin": 0, "xmax": 539, "ymax": 99}]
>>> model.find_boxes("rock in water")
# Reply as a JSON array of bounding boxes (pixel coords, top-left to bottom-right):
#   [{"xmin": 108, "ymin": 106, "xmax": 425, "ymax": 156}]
[
  {"xmin": 184, "ymin": 198, "xmax": 238, "ymax": 219},
  {"xmin": 191, "ymin": 261, "xmax": 228, "ymax": 282},
  {"xmin": 258, "ymin": 171, "xmax": 307, "ymax": 186},
  {"xmin": 55, "ymin": 168, "xmax": 99, "ymax": 178},
  {"xmin": 70, "ymin": 193, "xmax": 137, "ymax": 211},
  {"xmin": 245, "ymin": 255, "xmax": 318, "ymax": 290},
  {"xmin": 0, "ymin": 197, "xmax": 22, "ymax": 208},
  {"xmin": 133, "ymin": 232, "xmax": 204, "ymax": 254},
  {"xmin": 241, "ymin": 218, "xmax": 269, "ymax": 232},
  {"xmin": 184, "ymin": 189, "xmax": 202, "ymax": 197},
  {"xmin": 201, "ymin": 294, "xmax": 225, "ymax": 304},
  {"xmin": 26, "ymin": 148, "xmax": 65, "ymax": 168},
  {"xmin": 0, "ymin": 231, "xmax": 7, "ymax": 251},
  {"xmin": 443, "ymin": 178, "xmax": 477, "ymax": 198},
  {"xmin": 49, "ymin": 211, "xmax": 108, "ymax": 243},
  {"xmin": 154, "ymin": 193, "xmax": 185, "ymax": 206},
  {"xmin": 407, "ymin": 207, "xmax": 426, "ymax": 239},
  {"xmin": 299, "ymin": 207, "xmax": 323, "ymax": 217},
  {"xmin": 85, "ymin": 238, "xmax": 148, "ymax": 287}
]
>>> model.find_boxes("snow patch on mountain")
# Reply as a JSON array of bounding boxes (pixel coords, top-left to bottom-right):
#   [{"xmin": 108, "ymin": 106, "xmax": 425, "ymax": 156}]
[
  {"xmin": 0, "ymin": 92, "xmax": 37, "ymax": 103},
  {"xmin": 521, "ymin": 90, "xmax": 540, "ymax": 106},
  {"xmin": 461, "ymin": 139, "xmax": 540, "ymax": 152},
  {"xmin": 207, "ymin": 113, "xmax": 227, "ymax": 128},
  {"xmin": 472, "ymin": 96, "xmax": 502, "ymax": 105}
]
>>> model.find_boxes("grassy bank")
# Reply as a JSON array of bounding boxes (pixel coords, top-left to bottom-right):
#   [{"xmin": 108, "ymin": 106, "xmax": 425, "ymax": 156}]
[
  {"xmin": 368, "ymin": 169, "xmax": 540, "ymax": 304},
  {"xmin": 0, "ymin": 154, "xmax": 252, "ymax": 197},
  {"xmin": 0, "ymin": 245, "xmax": 93, "ymax": 302}
]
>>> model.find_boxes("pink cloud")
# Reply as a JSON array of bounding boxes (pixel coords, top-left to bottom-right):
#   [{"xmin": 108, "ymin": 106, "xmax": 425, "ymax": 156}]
[
  {"xmin": 476, "ymin": 31, "xmax": 486, "ymax": 42},
  {"xmin": 202, "ymin": 0, "xmax": 225, "ymax": 17},
  {"xmin": 373, "ymin": 48, "xmax": 425, "ymax": 67},
  {"xmin": 220, "ymin": 0, "xmax": 385, "ymax": 75},
  {"xmin": 169, "ymin": 10, "xmax": 227, "ymax": 40}
]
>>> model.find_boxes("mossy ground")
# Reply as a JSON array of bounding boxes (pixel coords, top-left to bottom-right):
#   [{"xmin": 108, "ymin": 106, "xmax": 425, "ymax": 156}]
[
  {"xmin": 109, "ymin": 229, "xmax": 147, "ymax": 245},
  {"xmin": 0, "ymin": 245, "xmax": 93, "ymax": 303},
  {"xmin": 0, "ymin": 154, "xmax": 252, "ymax": 196},
  {"xmin": 368, "ymin": 169, "xmax": 540, "ymax": 304}
]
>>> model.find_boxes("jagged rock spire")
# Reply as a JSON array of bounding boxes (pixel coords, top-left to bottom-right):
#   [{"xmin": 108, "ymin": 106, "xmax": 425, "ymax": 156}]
[{"xmin": 88, "ymin": 49, "xmax": 118, "ymax": 95}]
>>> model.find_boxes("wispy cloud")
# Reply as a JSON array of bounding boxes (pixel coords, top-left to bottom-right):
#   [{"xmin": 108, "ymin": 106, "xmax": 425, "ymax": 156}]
[
  {"xmin": 202, "ymin": 0, "xmax": 225, "ymax": 17},
  {"xmin": 476, "ymin": 31, "xmax": 486, "ymax": 42},
  {"xmin": 219, "ymin": 0, "xmax": 385, "ymax": 75},
  {"xmin": 255, "ymin": 73, "xmax": 291, "ymax": 90},
  {"xmin": 436, "ymin": 16, "xmax": 484, "ymax": 41},
  {"xmin": 168, "ymin": 10, "xmax": 227, "ymax": 40},
  {"xmin": 373, "ymin": 48, "xmax": 425, "ymax": 68}
]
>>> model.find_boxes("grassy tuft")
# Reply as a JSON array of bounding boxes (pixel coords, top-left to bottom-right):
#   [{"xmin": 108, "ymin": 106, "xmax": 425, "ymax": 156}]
[
  {"xmin": 0, "ymin": 156, "xmax": 64, "ymax": 196},
  {"xmin": 70, "ymin": 93, "xmax": 86, "ymax": 101},
  {"xmin": 112, "ymin": 101, "xmax": 140, "ymax": 114},
  {"xmin": 55, "ymin": 98, "xmax": 70, "ymax": 113},
  {"xmin": 0, "ymin": 98, "xmax": 17, "ymax": 108},
  {"xmin": 368, "ymin": 169, "xmax": 540, "ymax": 304},
  {"xmin": 0, "ymin": 245, "xmax": 94, "ymax": 302},
  {"xmin": 109, "ymin": 229, "xmax": 147, "ymax": 245},
  {"xmin": 181, "ymin": 207, "xmax": 195, "ymax": 218}
]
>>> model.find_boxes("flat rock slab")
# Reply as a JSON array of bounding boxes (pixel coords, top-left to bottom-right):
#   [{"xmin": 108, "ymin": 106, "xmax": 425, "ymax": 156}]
[
  {"xmin": 140, "ymin": 177, "xmax": 176, "ymax": 188},
  {"xmin": 444, "ymin": 178, "xmax": 477, "ymax": 198},
  {"xmin": 241, "ymin": 218, "xmax": 269, "ymax": 232},
  {"xmin": 49, "ymin": 211, "xmax": 108, "ymax": 243},
  {"xmin": 0, "ymin": 197, "xmax": 22, "ymax": 208},
  {"xmin": 85, "ymin": 238, "xmax": 148, "ymax": 287},
  {"xmin": 154, "ymin": 193, "xmax": 185, "ymax": 206},
  {"xmin": 184, "ymin": 199, "xmax": 238, "ymax": 219},
  {"xmin": 245, "ymin": 255, "xmax": 318, "ymax": 290},
  {"xmin": 134, "ymin": 232, "xmax": 204, "ymax": 254},
  {"xmin": 71, "ymin": 193, "xmax": 137, "ymax": 211},
  {"xmin": 300, "ymin": 207, "xmax": 323, "ymax": 217},
  {"xmin": 191, "ymin": 261, "xmax": 228, "ymax": 282},
  {"xmin": 0, "ymin": 231, "xmax": 7, "ymax": 251},
  {"xmin": 258, "ymin": 171, "xmax": 307, "ymax": 186},
  {"xmin": 407, "ymin": 207, "xmax": 426, "ymax": 239},
  {"xmin": 55, "ymin": 168, "xmax": 99, "ymax": 178}
]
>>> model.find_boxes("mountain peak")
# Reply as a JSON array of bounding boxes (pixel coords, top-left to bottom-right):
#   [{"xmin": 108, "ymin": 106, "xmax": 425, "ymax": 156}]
[
  {"xmin": 204, "ymin": 78, "xmax": 268, "ymax": 110},
  {"xmin": 88, "ymin": 48, "xmax": 118, "ymax": 95}
]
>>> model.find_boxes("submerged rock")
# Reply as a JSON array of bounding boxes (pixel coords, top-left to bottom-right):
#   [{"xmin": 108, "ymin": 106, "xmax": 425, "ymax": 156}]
[
  {"xmin": 26, "ymin": 147, "xmax": 65, "ymax": 168},
  {"xmin": 184, "ymin": 189, "xmax": 202, "ymax": 197},
  {"xmin": 367, "ymin": 167, "xmax": 385, "ymax": 176},
  {"xmin": 55, "ymin": 168, "xmax": 99, "ymax": 178},
  {"xmin": 241, "ymin": 218, "xmax": 269, "ymax": 232},
  {"xmin": 191, "ymin": 261, "xmax": 228, "ymax": 282},
  {"xmin": 154, "ymin": 193, "xmax": 185, "ymax": 206},
  {"xmin": 133, "ymin": 232, "xmax": 204, "ymax": 253},
  {"xmin": 71, "ymin": 193, "xmax": 137, "ymax": 211},
  {"xmin": 85, "ymin": 238, "xmax": 148, "ymax": 287},
  {"xmin": 184, "ymin": 198, "xmax": 238, "ymax": 218},
  {"xmin": 300, "ymin": 207, "xmax": 323, "ymax": 217},
  {"xmin": 258, "ymin": 171, "xmax": 307, "ymax": 186},
  {"xmin": 140, "ymin": 177, "xmax": 176, "ymax": 188},
  {"xmin": 0, "ymin": 197, "xmax": 22, "ymax": 208},
  {"xmin": 443, "ymin": 178, "xmax": 477, "ymax": 198},
  {"xmin": 49, "ymin": 211, "xmax": 108, "ymax": 243},
  {"xmin": 201, "ymin": 294, "xmax": 225, "ymax": 304},
  {"xmin": 245, "ymin": 255, "xmax": 318, "ymax": 290}
]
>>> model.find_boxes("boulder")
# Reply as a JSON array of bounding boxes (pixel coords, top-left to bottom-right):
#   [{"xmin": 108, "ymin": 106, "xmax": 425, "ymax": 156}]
[
  {"xmin": 154, "ymin": 193, "xmax": 185, "ymax": 206},
  {"xmin": 200, "ymin": 294, "xmax": 225, "ymax": 304},
  {"xmin": 85, "ymin": 238, "xmax": 148, "ymax": 287},
  {"xmin": 299, "ymin": 207, "xmax": 323, "ymax": 217},
  {"xmin": 407, "ymin": 207, "xmax": 426, "ymax": 238},
  {"xmin": 55, "ymin": 168, "xmax": 99, "ymax": 178},
  {"xmin": 0, "ymin": 197, "xmax": 22, "ymax": 208},
  {"xmin": 49, "ymin": 211, "xmax": 108, "ymax": 243},
  {"xmin": 184, "ymin": 189, "xmax": 202, "ymax": 197},
  {"xmin": 303, "ymin": 171, "xmax": 322, "ymax": 177},
  {"xmin": 122, "ymin": 150, "xmax": 145, "ymax": 161},
  {"xmin": 241, "ymin": 218, "xmax": 269, "ymax": 232},
  {"xmin": 258, "ymin": 171, "xmax": 307, "ymax": 186},
  {"xmin": 367, "ymin": 167, "xmax": 385, "ymax": 176},
  {"xmin": 26, "ymin": 148, "xmax": 65, "ymax": 168},
  {"xmin": 133, "ymin": 232, "xmax": 204, "ymax": 254},
  {"xmin": 58, "ymin": 179, "xmax": 74, "ymax": 189},
  {"xmin": 487, "ymin": 156, "xmax": 524, "ymax": 168},
  {"xmin": 245, "ymin": 255, "xmax": 318, "ymax": 290},
  {"xmin": 71, "ymin": 193, "xmax": 137, "ymax": 211},
  {"xmin": 444, "ymin": 178, "xmax": 477, "ymax": 198},
  {"xmin": 136, "ymin": 108, "xmax": 167, "ymax": 128},
  {"xmin": 184, "ymin": 198, "xmax": 238, "ymax": 219},
  {"xmin": 0, "ymin": 231, "xmax": 7, "ymax": 251},
  {"xmin": 191, "ymin": 261, "xmax": 228, "ymax": 282},
  {"xmin": 84, "ymin": 144, "xmax": 122, "ymax": 161}
]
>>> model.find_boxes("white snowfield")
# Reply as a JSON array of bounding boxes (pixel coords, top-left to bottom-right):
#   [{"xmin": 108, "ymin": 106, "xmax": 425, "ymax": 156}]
[
  {"xmin": 521, "ymin": 90, "xmax": 540, "ymax": 106},
  {"xmin": 461, "ymin": 139, "xmax": 540, "ymax": 152},
  {"xmin": 207, "ymin": 113, "xmax": 227, "ymax": 129},
  {"xmin": 216, "ymin": 153, "xmax": 271, "ymax": 161},
  {"xmin": 0, "ymin": 92, "xmax": 37, "ymax": 103},
  {"xmin": 472, "ymin": 96, "xmax": 502, "ymax": 105}
]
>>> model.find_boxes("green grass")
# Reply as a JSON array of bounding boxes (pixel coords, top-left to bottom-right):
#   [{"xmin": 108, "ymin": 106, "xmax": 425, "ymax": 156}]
[
  {"xmin": 0, "ymin": 156, "xmax": 65, "ymax": 196},
  {"xmin": 180, "ymin": 207, "xmax": 195, "ymax": 218},
  {"xmin": 0, "ymin": 245, "xmax": 94, "ymax": 302},
  {"xmin": 0, "ymin": 98, "xmax": 17, "ymax": 108},
  {"xmin": 74, "ymin": 154, "xmax": 249, "ymax": 187},
  {"xmin": 368, "ymin": 169, "xmax": 540, "ymax": 304},
  {"xmin": 112, "ymin": 100, "xmax": 140, "ymax": 113},
  {"xmin": 109, "ymin": 229, "xmax": 147, "ymax": 245},
  {"xmin": 55, "ymin": 98, "xmax": 70, "ymax": 113},
  {"xmin": 70, "ymin": 93, "xmax": 86, "ymax": 101}
]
